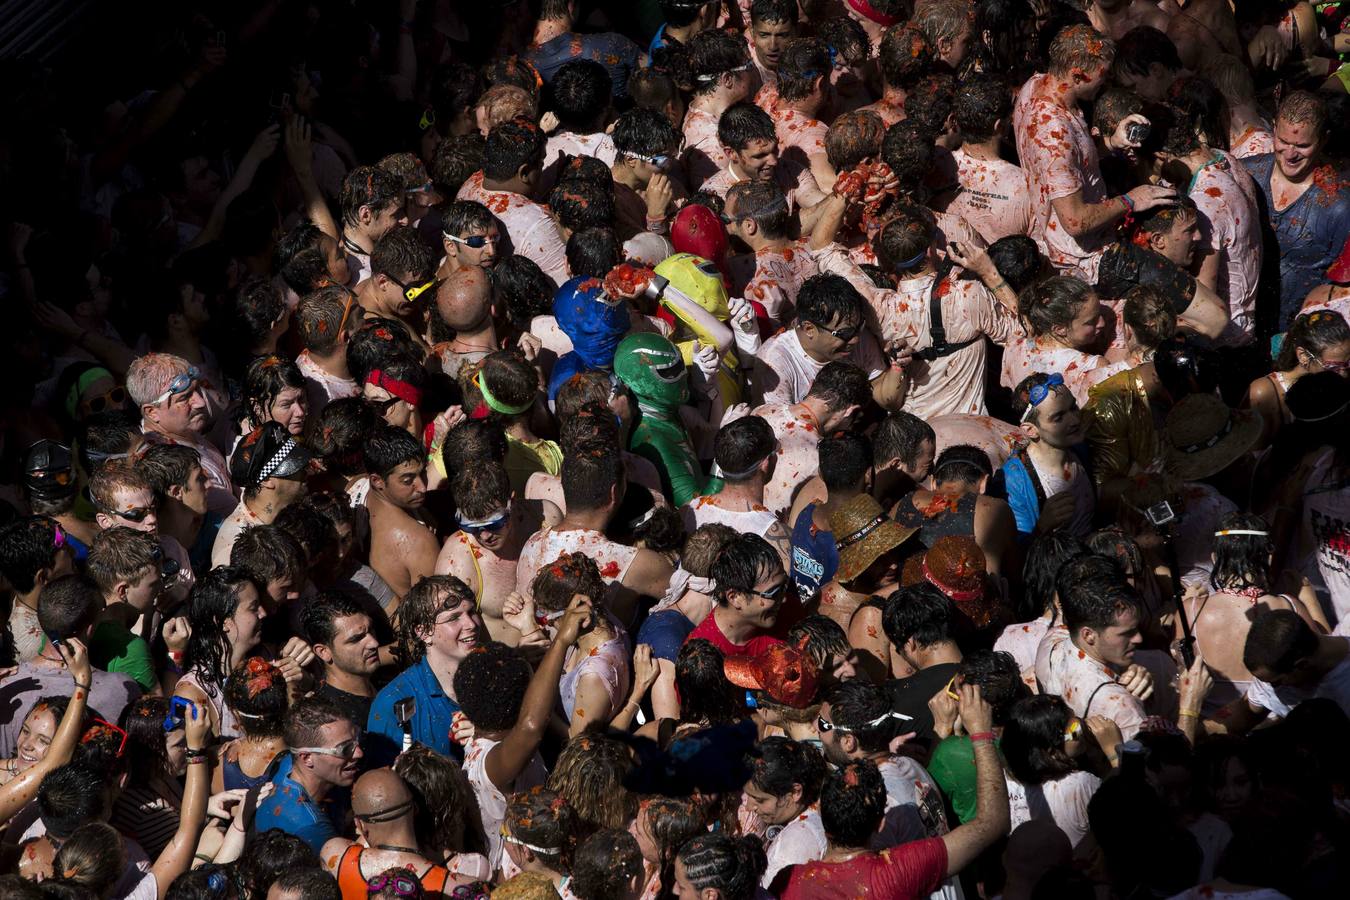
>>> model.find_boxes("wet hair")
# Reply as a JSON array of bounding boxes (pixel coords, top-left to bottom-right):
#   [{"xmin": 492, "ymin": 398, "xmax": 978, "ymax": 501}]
[
  {"xmin": 299, "ymin": 590, "xmax": 366, "ymax": 649},
  {"xmin": 987, "ymin": 235, "xmax": 1045, "ymax": 294},
  {"xmin": 1243, "ymin": 609, "xmax": 1318, "ymax": 676},
  {"xmin": 550, "ymin": 59, "xmax": 611, "ymax": 133},
  {"xmin": 364, "ymin": 425, "xmax": 424, "ymax": 479},
  {"xmin": 1167, "ymin": 76, "xmax": 1228, "ymax": 151},
  {"xmin": 883, "ymin": 582, "xmax": 956, "ymax": 650},
  {"xmin": 1202, "ymin": 53, "xmax": 1257, "ymax": 108},
  {"xmin": 532, "ymin": 551, "xmax": 606, "ymax": 615},
  {"xmin": 371, "ymin": 225, "xmax": 433, "ymax": 282},
  {"xmin": 454, "ymin": 641, "xmax": 531, "ymax": 731},
  {"xmin": 955, "ymin": 75, "xmax": 1011, "ymax": 143},
  {"xmin": 1113, "ymin": 26, "xmax": 1181, "ymax": 81},
  {"xmin": 628, "ymin": 67, "xmax": 679, "ymax": 114},
  {"xmin": 1093, "ymin": 85, "xmax": 1144, "ymax": 138},
  {"xmin": 904, "ymin": 73, "xmax": 956, "ymax": 137},
  {"xmin": 551, "ymin": 179, "xmax": 617, "ymax": 234},
  {"xmin": 726, "ymin": 180, "xmax": 790, "ymax": 239},
  {"xmin": 1002, "ymin": 694, "xmax": 1078, "ymax": 785},
  {"xmin": 546, "ymin": 734, "xmax": 637, "ymax": 830},
  {"xmin": 184, "ymin": 567, "xmax": 263, "ymax": 700},
  {"xmin": 277, "ymin": 222, "xmax": 336, "ymax": 295},
  {"xmin": 119, "ymin": 697, "xmax": 174, "ymax": 783},
  {"xmin": 1011, "ymin": 371, "xmax": 1072, "ymax": 425},
  {"xmin": 674, "ymin": 639, "xmax": 746, "ymax": 725},
  {"xmin": 1048, "ymin": 24, "xmax": 1116, "ymax": 77},
  {"xmin": 879, "ymin": 22, "xmax": 934, "ymax": 90},
  {"xmin": 1276, "ymin": 309, "xmax": 1350, "ymax": 371},
  {"xmin": 612, "ymin": 107, "xmax": 681, "ymax": 162},
  {"xmin": 797, "ymin": 272, "xmax": 866, "ymax": 330},
  {"xmin": 571, "ymin": 829, "xmax": 644, "ymax": 900},
  {"xmin": 1208, "ymin": 512, "xmax": 1274, "ymax": 593},
  {"xmin": 483, "ymin": 118, "xmax": 547, "ymax": 181},
  {"xmin": 395, "ymin": 744, "xmax": 488, "ymax": 858},
  {"xmin": 1122, "ymin": 285, "xmax": 1178, "ymax": 349},
  {"xmin": 818, "ymin": 431, "xmax": 871, "ymax": 491},
  {"xmin": 567, "ymin": 226, "xmax": 621, "ymax": 279},
  {"xmin": 751, "ymin": 0, "xmax": 797, "ymax": 26},
  {"xmin": 346, "ymin": 324, "xmax": 422, "ymax": 386},
  {"xmin": 675, "ymin": 834, "xmax": 766, "ymax": 900},
  {"xmin": 881, "ymin": 122, "xmax": 935, "ymax": 198},
  {"xmin": 311, "ymin": 397, "xmax": 376, "ymax": 478},
  {"xmin": 875, "ymin": 203, "xmax": 934, "ymax": 273},
  {"xmin": 958, "ymin": 650, "xmax": 1029, "ymax": 726},
  {"xmin": 638, "ymin": 797, "xmax": 710, "ymax": 900},
  {"xmin": 340, "ymin": 166, "xmax": 404, "ymax": 227},
  {"xmin": 1061, "ymin": 573, "xmax": 1141, "ymax": 636},
  {"xmin": 224, "ymin": 656, "xmax": 288, "ymax": 739},
  {"xmin": 787, "ymin": 615, "xmax": 851, "ymax": 671},
  {"xmin": 718, "ymin": 101, "xmax": 776, "ymax": 153},
  {"xmin": 930, "ymin": 444, "xmax": 992, "ymax": 487},
  {"xmin": 242, "ymin": 356, "xmax": 306, "ymax": 430},
  {"xmin": 825, "ymin": 109, "xmax": 886, "ymax": 172},
  {"xmin": 1085, "ymin": 527, "xmax": 1144, "ymax": 581},
  {"xmin": 441, "ymin": 418, "xmax": 509, "ymax": 472},
  {"xmin": 296, "ymin": 286, "xmax": 354, "ymax": 356},
  {"xmin": 432, "ymin": 134, "xmax": 487, "ymax": 197},
  {"xmin": 275, "ymin": 504, "xmax": 338, "ymax": 568},
  {"xmin": 238, "ymin": 830, "xmax": 320, "ymax": 898},
  {"xmin": 0, "ymin": 516, "xmax": 66, "ymax": 594},
  {"xmin": 561, "ymin": 442, "xmax": 624, "ymax": 512},
  {"xmin": 441, "ymin": 201, "xmax": 495, "ymax": 242},
  {"xmin": 284, "ymin": 694, "xmax": 348, "ymax": 751},
  {"xmin": 874, "ymin": 411, "xmax": 935, "ymax": 469},
  {"xmin": 817, "ymin": 15, "xmax": 868, "ymax": 68},
  {"xmin": 451, "ymin": 464, "xmax": 511, "ymax": 523},
  {"xmin": 396, "ymin": 575, "xmax": 475, "ymax": 665},
  {"xmin": 819, "ymin": 759, "xmax": 887, "ymax": 848},
  {"xmin": 54, "ymin": 823, "xmax": 126, "ymax": 896},
  {"xmin": 687, "ymin": 28, "xmax": 751, "ymax": 96},
  {"xmin": 682, "ymin": 523, "xmax": 738, "ymax": 579},
  {"xmin": 493, "ymin": 254, "xmax": 556, "ymax": 330},
  {"xmin": 750, "ymin": 736, "xmax": 827, "ymax": 803},
  {"xmin": 276, "ymin": 869, "xmax": 341, "ymax": 900},
  {"xmin": 714, "ymin": 415, "xmax": 775, "ymax": 482},
  {"xmin": 711, "ymin": 533, "xmax": 782, "ymax": 604},
  {"xmin": 230, "ymin": 524, "xmax": 304, "ymax": 587},
  {"xmin": 504, "ymin": 787, "xmax": 580, "ymax": 871},
  {"xmin": 89, "ymin": 459, "xmax": 153, "ymax": 514},
  {"xmin": 1056, "ymin": 553, "xmax": 1125, "ymax": 605},
  {"xmin": 804, "ymin": 360, "xmax": 872, "ymax": 412},
  {"xmin": 37, "ymin": 574, "xmax": 101, "ymax": 641},
  {"xmin": 38, "ymin": 763, "xmax": 107, "ymax": 840},
  {"xmin": 1020, "ymin": 275, "xmax": 1094, "ymax": 337}
]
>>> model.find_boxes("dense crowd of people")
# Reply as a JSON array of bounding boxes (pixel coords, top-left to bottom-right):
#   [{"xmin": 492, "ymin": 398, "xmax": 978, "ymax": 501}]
[{"xmin": 2, "ymin": 0, "xmax": 1350, "ymax": 897}]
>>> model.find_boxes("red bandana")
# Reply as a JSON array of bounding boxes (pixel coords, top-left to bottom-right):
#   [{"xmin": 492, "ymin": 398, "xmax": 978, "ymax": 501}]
[{"xmin": 366, "ymin": 369, "xmax": 423, "ymax": 407}]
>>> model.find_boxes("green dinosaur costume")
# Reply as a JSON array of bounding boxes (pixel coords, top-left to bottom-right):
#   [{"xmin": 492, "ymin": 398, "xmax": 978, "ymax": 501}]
[{"xmin": 614, "ymin": 332, "xmax": 717, "ymax": 508}]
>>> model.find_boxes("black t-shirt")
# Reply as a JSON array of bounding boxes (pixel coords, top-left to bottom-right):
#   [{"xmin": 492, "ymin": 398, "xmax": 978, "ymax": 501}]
[
  {"xmin": 885, "ymin": 662, "xmax": 961, "ymax": 748},
  {"xmin": 318, "ymin": 682, "xmax": 374, "ymax": 731}
]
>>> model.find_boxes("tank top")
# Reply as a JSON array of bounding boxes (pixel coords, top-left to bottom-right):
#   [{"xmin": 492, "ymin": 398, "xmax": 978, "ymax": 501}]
[
  {"xmin": 335, "ymin": 845, "xmax": 450, "ymax": 900},
  {"xmin": 892, "ymin": 491, "xmax": 979, "ymax": 547},
  {"xmin": 789, "ymin": 505, "xmax": 838, "ymax": 601},
  {"xmin": 219, "ymin": 739, "xmax": 282, "ymax": 791},
  {"xmin": 177, "ymin": 667, "xmax": 241, "ymax": 739}
]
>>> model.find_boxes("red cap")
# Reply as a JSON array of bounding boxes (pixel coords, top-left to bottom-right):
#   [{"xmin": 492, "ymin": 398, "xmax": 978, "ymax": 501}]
[{"xmin": 724, "ymin": 642, "xmax": 820, "ymax": 709}]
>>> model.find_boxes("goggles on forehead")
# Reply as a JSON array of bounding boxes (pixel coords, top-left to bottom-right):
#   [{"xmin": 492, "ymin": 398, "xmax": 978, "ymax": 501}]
[
  {"xmin": 1020, "ymin": 373, "xmax": 1066, "ymax": 423},
  {"xmin": 149, "ymin": 367, "xmax": 200, "ymax": 406}
]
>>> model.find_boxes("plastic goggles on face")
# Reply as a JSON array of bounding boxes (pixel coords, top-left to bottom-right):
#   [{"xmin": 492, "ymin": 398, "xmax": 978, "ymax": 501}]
[
  {"xmin": 149, "ymin": 367, "xmax": 200, "ymax": 406},
  {"xmin": 1020, "ymin": 373, "xmax": 1066, "ymax": 423},
  {"xmin": 387, "ymin": 273, "xmax": 440, "ymax": 305},
  {"xmin": 296, "ymin": 734, "xmax": 362, "ymax": 760},
  {"xmin": 444, "ymin": 232, "xmax": 498, "ymax": 250},
  {"xmin": 98, "ymin": 502, "xmax": 155, "ymax": 523},
  {"xmin": 750, "ymin": 580, "xmax": 789, "ymax": 601},
  {"xmin": 1318, "ymin": 356, "xmax": 1350, "ymax": 374},
  {"xmin": 458, "ymin": 506, "xmax": 510, "ymax": 536}
]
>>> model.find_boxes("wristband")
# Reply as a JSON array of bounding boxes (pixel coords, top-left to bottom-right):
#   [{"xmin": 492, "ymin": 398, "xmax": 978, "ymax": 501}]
[
  {"xmin": 187, "ymin": 756, "xmax": 210, "ymax": 765},
  {"xmin": 1120, "ymin": 193, "xmax": 1135, "ymax": 214},
  {"xmin": 73, "ymin": 679, "xmax": 92, "ymax": 691},
  {"xmin": 185, "ymin": 747, "xmax": 209, "ymax": 759},
  {"xmin": 1178, "ymin": 709, "xmax": 1201, "ymax": 719},
  {"xmin": 969, "ymin": 731, "xmax": 995, "ymax": 744}
]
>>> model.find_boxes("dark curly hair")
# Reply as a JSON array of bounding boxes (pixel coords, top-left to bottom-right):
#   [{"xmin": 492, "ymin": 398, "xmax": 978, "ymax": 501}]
[
  {"xmin": 453, "ymin": 641, "xmax": 531, "ymax": 732},
  {"xmin": 749, "ymin": 736, "xmax": 827, "ymax": 805},
  {"xmin": 674, "ymin": 639, "xmax": 747, "ymax": 727},
  {"xmin": 676, "ymin": 834, "xmax": 766, "ymax": 900},
  {"xmin": 819, "ymin": 760, "xmax": 887, "ymax": 848},
  {"xmin": 504, "ymin": 787, "xmax": 580, "ymax": 872}
]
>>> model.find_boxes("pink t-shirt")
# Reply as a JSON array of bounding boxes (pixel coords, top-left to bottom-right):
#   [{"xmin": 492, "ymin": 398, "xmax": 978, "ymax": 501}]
[
  {"xmin": 682, "ymin": 106, "xmax": 727, "ymax": 191},
  {"xmin": 541, "ymin": 131, "xmax": 617, "ymax": 194},
  {"xmin": 1000, "ymin": 335, "xmax": 1130, "ymax": 407},
  {"xmin": 768, "ymin": 103, "xmax": 829, "ymax": 172},
  {"xmin": 701, "ymin": 155, "xmax": 823, "ymax": 214},
  {"xmin": 1188, "ymin": 152, "xmax": 1262, "ymax": 346},
  {"xmin": 753, "ymin": 327, "xmax": 885, "ymax": 408},
  {"xmin": 1013, "ymin": 74, "xmax": 1109, "ymax": 281},
  {"xmin": 457, "ymin": 172, "xmax": 570, "ymax": 286},
  {"xmin": 947, "ymin": 147, "xmax": 1033, "ymax": 245}
]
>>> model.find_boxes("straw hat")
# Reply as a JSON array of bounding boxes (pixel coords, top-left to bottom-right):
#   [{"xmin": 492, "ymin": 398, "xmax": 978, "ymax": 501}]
[
  {"xmin": 829, "ymin": 494, "xmax": 919, "ymax": 583},
  {"xmin": 724, "ymin": 642, "xmax": 820, "ymax": 709},
  {"xmin": 1161, "ymin": 394, "xmax": 1261, "ymax": 481}
]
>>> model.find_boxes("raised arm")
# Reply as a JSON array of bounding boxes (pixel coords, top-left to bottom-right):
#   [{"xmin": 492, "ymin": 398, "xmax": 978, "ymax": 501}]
[
  {"xmin": 941, "ymin": 684, "xmax": 1010, "ymax": 875},
  {"xmin": 485, "ymin": 593, "xmax": 591, "ymax": 791},
  {"xmin": 152, "ymin": 698, "xmax": 213, "ymax": 898},
  {"xmin": 0, "ymin": 639, "xmax": 92, "ymax": 823},
  {"xmin": 284, "ymin": 116, "xmax": 339, "ymax": 240}
]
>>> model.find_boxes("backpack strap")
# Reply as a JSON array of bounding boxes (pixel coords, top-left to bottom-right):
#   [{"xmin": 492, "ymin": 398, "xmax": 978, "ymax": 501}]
[{"xmin": 913, "ymin": 262, "xmax": 981, "ymax": 362}]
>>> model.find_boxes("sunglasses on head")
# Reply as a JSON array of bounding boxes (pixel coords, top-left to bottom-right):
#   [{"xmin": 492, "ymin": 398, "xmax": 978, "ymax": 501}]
[
  {"xmin": 86, "ymin": 718, "xmax": 129, "ymax": 757},
  {"xmin": 367, "ymin": 872, "xmax": 419, "ymax": 897},
  {"xmin": 807, "ymin": 319, "xmax": 861, "ymax": 343},
  {"xmin": 444, "ymin": 232, "xmax": 497, "ymax": 250},
  {"xmin": 533, "ymin": 606, "xmax": 567, "ymax": 629},
  {"xmin": 84, "ymin": 386, "xmax": 128, "ymax": 413},
  {"xmin": 1318, "ymin": 356, "xmax": 1350, "ymax": 374},
  {"xmin": 149, "ymin": 367, "xmax": 200, "ymax": 406}
]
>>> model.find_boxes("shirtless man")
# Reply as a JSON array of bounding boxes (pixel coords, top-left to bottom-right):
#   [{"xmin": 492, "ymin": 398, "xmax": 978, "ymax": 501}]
[
  {"xmin": 435, "ymin": 463, "xmax": 561, "ymax": 644},
  {"xmin": 364, "ymin": 425, "xmax": 440, "ymax": 605},
  {"xmin": 433, "ymin": 266, "xmax": 502, "ymax": 382},
  {"xmin": 1087, "ymin": 0, "xmax": 1169, "ymax": 40},
  {"xmin": 516, "ymin": 442, "xmax": 674, "ymax": 631},
  {"xmin": 355, "ymin": 225, "xmax": 435, "ymax": 352}
]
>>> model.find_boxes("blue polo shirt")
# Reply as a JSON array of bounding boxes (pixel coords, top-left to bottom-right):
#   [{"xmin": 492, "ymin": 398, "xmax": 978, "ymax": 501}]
[
  {"xmin": 253, "ymin": 754, "xmax": 347, "ymax": 850},
  {"xmin": 366, "ymin": 656, "xmax": 461, "ymax": 767}
]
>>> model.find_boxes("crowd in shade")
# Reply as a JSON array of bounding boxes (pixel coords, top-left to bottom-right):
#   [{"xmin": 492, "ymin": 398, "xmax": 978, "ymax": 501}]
[{"xmin": 4, "ymin": 0, "xmax": 1350, "ymax": 897}]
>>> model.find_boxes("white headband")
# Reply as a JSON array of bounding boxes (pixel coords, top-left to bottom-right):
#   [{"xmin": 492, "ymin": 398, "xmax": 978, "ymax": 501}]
[{"xmin": 1214, "ymin": 529, "xmax": 1269, "ymax": 537}]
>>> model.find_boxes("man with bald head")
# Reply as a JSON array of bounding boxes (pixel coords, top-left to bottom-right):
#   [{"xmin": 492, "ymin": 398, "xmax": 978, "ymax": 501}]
[
  {"xmin": 320, "ymin": 768, "xmax": 481, "ymax": 891},
  {"xmin": 433, "ymin": 266, "xmax": 502, "ymax": 382}
]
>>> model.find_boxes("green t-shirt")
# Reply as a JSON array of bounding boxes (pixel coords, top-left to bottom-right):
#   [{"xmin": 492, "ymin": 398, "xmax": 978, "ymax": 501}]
[
  {"xmin": 928, "ymin": 734, "xmax": 1003, "ymax": 824},
  {"xmin": 90, "ymin": 620, "xmax": 156, "ymax": 692}
]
